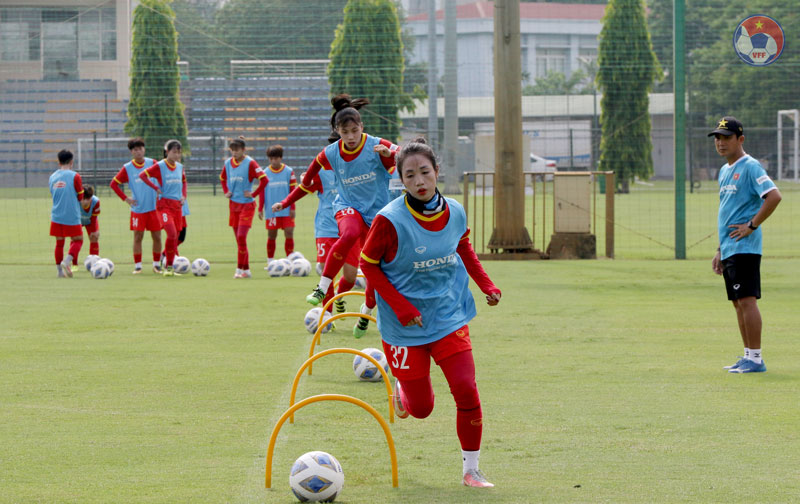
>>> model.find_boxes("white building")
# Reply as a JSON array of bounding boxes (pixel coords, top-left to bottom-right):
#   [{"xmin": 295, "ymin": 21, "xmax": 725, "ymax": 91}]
[{"xmin": 405, "ymin": 1, "xmax": 605, "ymax": 97}]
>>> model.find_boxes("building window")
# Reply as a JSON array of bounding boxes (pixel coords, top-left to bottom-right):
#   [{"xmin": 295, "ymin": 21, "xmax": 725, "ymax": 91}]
[
  {"xmin": 536, "ymin": 48, "xmax": 568, "ymax": 77},
  {"xmin": 0, "ymin": 8, "xmax": 41, "ymax": 61},
  {"xmin": 79, "ymin": 7, "xmax": 116, "ymax": 61}
]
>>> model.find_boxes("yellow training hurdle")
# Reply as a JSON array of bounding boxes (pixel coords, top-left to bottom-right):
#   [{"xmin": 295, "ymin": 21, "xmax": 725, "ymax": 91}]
[
  {"xmin": 308, "ymin": 311, "xmax": 377, "ymax": 375},
  {"xmin": 288, "ymin": 347, "xmax": 394, "ymax": 423},
  {"xmin": 317, "ymin": 290, "xmax": 366, "ymax": 332},
  {"xmin": 265, "ymin": 393, "xmax": 399, "ymax": 489}
]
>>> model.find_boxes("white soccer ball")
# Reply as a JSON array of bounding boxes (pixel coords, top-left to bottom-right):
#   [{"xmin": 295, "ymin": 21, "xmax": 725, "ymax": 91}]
[
  {"xmin": 267, "ymin": 259, "xmax": 288, "ymax": 277},
  {"xmin": 278, "ymin": 258, "xmax": 292, "ymax": 276},
  {"xmin": 352, "ymin": 348, "xmax": 389, "ymax": 382},
  {"xmin": 91, "ymin": 260, "xmax": 110, "ymax": 279},
  {"xmin": 83, "ymin": 254, "xmax": 100, "ymax": 272},
  {"xmin": 315, "ymin": 262, "xmax": 324, "ymax": 276},
  {"xmin": 97, "ymin": 258, "xmax": 114, "ymax": 275},
  {"xmin": 354, "ymin": 268, "xmax": 366, "ymax": 290},
  {"xmin": 291, "ymin": 258, "xmax": 312, "ymax": 277},
  {"xmin": 191, "ymin": 258, "xmax": 210, "ymax": 276},
  {"xmin": 289, "ymin": 451, "xmax": 344, "ymax": 503},
  {"xmin": 304, "ymin": 307, "xmax": 333, "ymax": 334},
  {"xmin": 173, "ymin": 256, "xmax": 191, "ymax": 274},
  {"xmin": 287, "ymin": 251, "xmax": 305, "ymax": 262}
]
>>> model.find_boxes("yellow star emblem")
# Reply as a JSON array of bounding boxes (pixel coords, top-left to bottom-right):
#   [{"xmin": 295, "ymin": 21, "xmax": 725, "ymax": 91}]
[
  {"xmin": 718, "ymin": 119, "xmax": 728, "ymax": 128},
  {"xmin": 755, "ymin": 21, "xmax": 764, "ymax": 30}
]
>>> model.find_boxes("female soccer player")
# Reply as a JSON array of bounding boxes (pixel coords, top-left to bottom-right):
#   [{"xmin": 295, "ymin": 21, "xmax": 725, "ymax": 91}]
[
  {"xmin": 110, "ymin": 138, "xmax": 162, "ymax": 274},
  {"xmin": 258, "ymin": 144, "xmax": 296, "ymax": 266},
  {"xmin": 79, "ymin": 185, "xmax": 101, "ymax": 259},
  {"xmin": 359, "ymin": 138, "xmax": 502, "ymax": 488},
  {"xmin": 272, "ymin": 95, "xmax": 396, "ymax": 318},
  {"xmin": 139, "ymin": 140, "xmax": 187, "ymax": 276},
  {"xmin": 220, "ymin": 136, "xmax": 267, "ymax": 278},
  {"xmin": 49, "ymin": 149, "xmax": 83, "ymax": 277}
]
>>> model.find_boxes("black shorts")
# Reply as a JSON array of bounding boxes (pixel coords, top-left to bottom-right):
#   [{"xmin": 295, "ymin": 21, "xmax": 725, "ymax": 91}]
[{"xmin": 721, "ymin": 253, "xmax": 761, "ymax": 301}]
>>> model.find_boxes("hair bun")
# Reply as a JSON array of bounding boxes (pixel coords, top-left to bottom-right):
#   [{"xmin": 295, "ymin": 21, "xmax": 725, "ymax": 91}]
[
  {"xmin": 331, "ymin": 94, "xmax": 352, "ymax": 112},
  {"xmin": 412, "ymin": 136, "xmax": 428, "ymax": 145}
]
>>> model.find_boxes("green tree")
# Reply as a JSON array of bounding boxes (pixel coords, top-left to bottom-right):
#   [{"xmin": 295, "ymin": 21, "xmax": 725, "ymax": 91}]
[
  {"xmin": 328, "ymin": 0, "xmax": 408, "ymax": 142},
  {"xmin": 125, "ymin": 0, "xmax": 188, "ymax": 154},
  {"xmin": 597, "ymin": 0, "xmax": 661, "ymax": 192},
  {"xmin": 523, "ymin": 69, "xmax": 594, "ymax": 96}
]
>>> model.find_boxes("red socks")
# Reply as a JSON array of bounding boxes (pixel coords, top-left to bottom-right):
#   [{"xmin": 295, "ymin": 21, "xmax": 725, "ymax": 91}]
[
  {"xmin": 89, "ymin": 242, "xmax": 99, "ymax": 255},
  {"xmin": 284, "ymin": 238, "xmax": 294, "ymax": 256},
  {"xmin": 267, "ymin": 238, "xmax": 276, "ymax": 260},
  {"xmin": 55, "ymin": 239, "xmax": 65, "ymax": 264}
]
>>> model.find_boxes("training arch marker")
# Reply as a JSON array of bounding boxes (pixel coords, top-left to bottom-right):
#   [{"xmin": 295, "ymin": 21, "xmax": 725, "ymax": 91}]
[
  {"xmin": 289, "ymin": 347, "xmax": 395, "ymax": 423},
  {"xmin": 317, "ymin": 290, "xmax": 366, "ymax": 334},
  {"xmin": 265, "ymin": 393, "xmax": 399, "ymax": 489},
  {"xmin": 308, "ymin": 311, "xmax": 377, "ymax": 375}
]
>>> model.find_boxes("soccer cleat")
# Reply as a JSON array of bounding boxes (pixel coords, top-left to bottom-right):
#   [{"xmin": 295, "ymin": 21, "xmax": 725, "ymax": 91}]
[
  {"xmin": 240, "ymin": 270, "xmax": 252, "ymax": 278},
  {"xmin": 723, "ymin": 356, "xmax": 745, "ymax": 370},
  {"xmin": 60, "ymin": 260, "xmax": 73, "ymax": 278},
  {"xmin": 153, "ymin": 264, "xmax": 163, "ymax": 274},
  {"xmin": 306, "ymin": 286, "xmax": 325, "ymax": 305},
  {"xmin": 334, "ymin": 298, "xmax": 346, "ymax": 314},
  {"xmin": 57, "ymin": 268, "xmax": 65, "ymax": 278},
  {"xmin": 392, "ymin": 379, "xmax": 409, "ymax": 419},
  {"xmin": 353, "ymin": 317, "xmax": 369, "ymax": 338},
  {"xmin": 729, "ymin": 359, "xmax": 766, "ymax": 374},
  {"xmin": 132, "ymin": 267, "xmax": 143, "ymax": 275},
  {"xmin": 462, "ymin": 469, "xmax": 495, "ymax": 488},
  {"xmin": 162, "ymin": 267, "xmax": 175, "ymax": 277}
]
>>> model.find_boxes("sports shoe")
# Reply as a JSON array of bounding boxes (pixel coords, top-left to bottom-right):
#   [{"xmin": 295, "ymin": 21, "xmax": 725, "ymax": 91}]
[
  {"xmin": 60, "ymin": 260, "xmax": 73, "ymax": 278},
  {"xmin": 240, "ymin": 270, "xmax": 252, "ymax": 278},
  {"xmin": 334, "ymin": 299, "xmax": 346, "ymax": 314},
  {"xmin": 392, "ymin": 379, "xmax": 409, "ymax": 419},
  {"xmin": 723, "ymin": 356, "xmax": 745, "ymax": 370},
  {"xmin": 132, "ymin": 267, "xmax": 143, "ymax": 275},
  {"xmin": 353, "ymin": 317, "xmax": 369, "ymax": 338},
  {"xmin": 462, "ymin": 469, "xmax": 494, "ymax": 488},
  {"xmin": 162, "ymin": 267, "xmax": 175, "ymax": 277},
  {"xmin": 153, "ymin": 264, "xmax": 163, "ymax": 274},
  {"xmin": 306, "ymin": 286, "xmax": 325, "ymax": 305},
  {"xmin": 729, "ymin": 359, "xmax": 766, "ymax": 374}
]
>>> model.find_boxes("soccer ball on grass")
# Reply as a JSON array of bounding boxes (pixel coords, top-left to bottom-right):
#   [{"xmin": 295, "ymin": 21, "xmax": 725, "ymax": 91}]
[{"xmin": 289, "ymin": 451, "xmax": 344, "ymax": 503}]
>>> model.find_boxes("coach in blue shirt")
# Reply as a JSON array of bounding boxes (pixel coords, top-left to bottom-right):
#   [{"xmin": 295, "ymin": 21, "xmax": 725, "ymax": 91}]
[{"xmin": 710, "ymin": 116, "xmax": 782, "ymax": 374}]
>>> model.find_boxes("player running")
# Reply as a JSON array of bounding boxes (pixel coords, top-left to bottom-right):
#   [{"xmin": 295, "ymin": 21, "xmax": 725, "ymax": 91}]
[
  {"xmin": 271, "ymin": 95, "xmax": 396, "ymax": 325},
  {"xmin": 49, "ymin": 149, "xmax": 84, "ymax": 278},
  {"xmin": 110, "ymin": 138, "xmax": 163, "ymax": 274},
  {"xmin": 220, "ymin": 136, "xmax": 267, "ymax": 278},
  {"xmin": 258, "ymin": 144, "xmax": 296, "ymax": 267},
  {"xmin": 139, "ymin": 139, "xmax": 187, "ymax": 276},
  {"xmin": 359, "ymin": 137, "xmax": 501, "ymax": 488}
]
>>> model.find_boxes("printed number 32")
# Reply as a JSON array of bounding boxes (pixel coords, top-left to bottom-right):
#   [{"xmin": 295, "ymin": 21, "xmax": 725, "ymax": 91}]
[{"xmin": 390, "ymin": 345, "xmax": 410, "ymax": 369}]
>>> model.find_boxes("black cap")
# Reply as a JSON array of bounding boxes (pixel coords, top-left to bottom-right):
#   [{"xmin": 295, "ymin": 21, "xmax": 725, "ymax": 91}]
[{"xmin": 708, "ymin": 116, "xmax": 743, "ymax": 137}]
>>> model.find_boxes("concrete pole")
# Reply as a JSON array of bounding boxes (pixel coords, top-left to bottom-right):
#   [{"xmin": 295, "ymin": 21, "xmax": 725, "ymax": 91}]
[
  {"xmin": 427, "ymin": 0, "xmax": 438, "ymax": 149},
  {"xmin": 488, "ymin": 0, "xmax": 531, "ymax": 252},
  {"xmin": 443, "ymin": 0, "xmax": 459, "ymax": 194}
]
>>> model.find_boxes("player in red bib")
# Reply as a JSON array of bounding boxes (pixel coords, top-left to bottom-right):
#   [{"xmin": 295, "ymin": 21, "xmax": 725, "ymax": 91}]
[
  {"xmin": 258, "ymin": 144, "xmax": 297, "ymax": 266},
  {"xmin": 220, "ymin": 136, "xmax": 268, "ymax": 278},
  {"xmin": 49, "ymin": 149, "xmax": 84, "ymax": 277},
  {"xmin": 109, "ymin": 138, "xmax": 163, "ymax": 274},
  {"xmin": 139, "ymin": 140, "xmax": 187, "ymax": 276}
]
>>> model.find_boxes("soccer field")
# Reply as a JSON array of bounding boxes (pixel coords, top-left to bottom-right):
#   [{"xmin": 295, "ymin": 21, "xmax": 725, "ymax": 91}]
[{"xmin": 2, "ymin": 188, "xmax": 799, "ymax": 502}]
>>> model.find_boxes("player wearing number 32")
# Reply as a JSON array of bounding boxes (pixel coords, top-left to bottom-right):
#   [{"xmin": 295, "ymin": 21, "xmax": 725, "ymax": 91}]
[
  {"xmin": 359, "ymin": 137, "xmax": 502, "ymax": 488},
  {"xmin": 139, "ymin": 140, "xmax": 187, "ymax": 276}
]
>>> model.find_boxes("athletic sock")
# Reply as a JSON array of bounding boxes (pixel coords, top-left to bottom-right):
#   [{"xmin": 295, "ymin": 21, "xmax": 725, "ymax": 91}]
[
  {"xmin": 318, "ymin": 276, "xmax": 333, "ymax": 293},
  {"xmin": 134, "ymin": 253, "xmax": 142, "ymax": 264},
  {"xmin": 89, "ymin": 242, "xmax": 99, "ymax": 255},
  {"xmin": 744, "ymin": 347, "xmax": 751, "ymax": 360},
  {"xmin": 67, "ymin": 239, "xmax": 82, "ymax": 260},
  {"xmin": 267, "ymin": 238, "xmax": 276, "ymax": 260},
  {"xmin": 284, "ymin": 238, "xmax": 294, "ymax": 256},
  {"xmin": 462, "ymin": 450, "xmax": 480, "ymax": 474},
  {"xmin": 337, "ymin": 278, "xmax": 355, "ymax": 294},
  {"xmin": 750, "ymin": 348, "xmax": 762, "ymax": 364},
  {"xmin": 135, "ymin": 262, "xmax": 142, "ymax": 270},
  {"xmin": 152, "ymin": 252, "xmax": 160, "ymax": 262},
  {"xmin": 55, "ymin": 239, "xmax": 65, "ymax": 264},
  {"xmin": 152, "ymin": 261, "xmax": 160, "ymax": 267}
]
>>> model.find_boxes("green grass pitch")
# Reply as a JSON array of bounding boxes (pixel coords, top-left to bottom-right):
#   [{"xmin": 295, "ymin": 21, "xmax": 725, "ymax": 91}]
[{"xmin": 1, "ymin": 186, "xmax": 799, "ymax": 502}]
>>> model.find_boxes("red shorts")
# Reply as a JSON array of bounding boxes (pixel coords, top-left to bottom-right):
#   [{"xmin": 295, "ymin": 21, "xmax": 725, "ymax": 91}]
[
  {"xmin": 265, "ymin": 215, "xmax": 295, "ymax": 230},
  {"xmin": 130, "ymin": 210, "xmax": 163, "ymax": 232},
  {"xmin": 381, "ymin": 326, "xmax": 472, "ymax": 381},
  {"xmin": 229, "ymin": 201, "xmax": 255, "ymax": 228},
  {"xmin": 157, "ymin": 200, "xmax": 182, "ymax": 230},
  {"xmin": 316, "ymin": 237, "xmax": 360, "ymax": 267},
  {"xmin": 83, "ymin": 220, "xmax": 98, "ymax": 234},
  {"xmin": 50, "ymin": 222, "xmax": 83, "ymax": 238}
]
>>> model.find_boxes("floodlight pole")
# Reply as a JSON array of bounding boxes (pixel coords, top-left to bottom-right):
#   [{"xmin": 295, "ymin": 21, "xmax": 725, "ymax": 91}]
[
  {"xmin": 673, "ymin": 0, "xmax": 686, "ymax": 259},
  {"xmin": 487, "ymin": 0, "xmax": 532, "ymax": 253}
]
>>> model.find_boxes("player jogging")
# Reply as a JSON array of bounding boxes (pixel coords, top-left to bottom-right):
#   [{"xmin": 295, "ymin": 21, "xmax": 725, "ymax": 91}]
[
  {"xmin": 79, "ymin": 185, "xmax": 101, "ymax": 260},
  {"xmin": 258, "ymin": 144, "xmax": 296, "ymax": 266},
  {"xmin": 272, "ymin": 95, "xmax": 396, "ymax": 330},
  {"xmin": 49, "ymin": 149, "xmax": 84, "ymax": 278},
  {"xmin": 220, "ymin": 136, "xmax": 267, "ymax": 278},
  {"xmin": 359, "ymin": 137, "xmax": 501, "ymax": 488},
  {"xmin": 139, "ymin": 139, "xmax": 187, "ymax": 276},
  {"xmin": 709, "ymin": 116, "xmax": 782, "ymax": 373},
  {"xmin": 110, "ymin": 138, "xmax": 163, "ymax": 274}
]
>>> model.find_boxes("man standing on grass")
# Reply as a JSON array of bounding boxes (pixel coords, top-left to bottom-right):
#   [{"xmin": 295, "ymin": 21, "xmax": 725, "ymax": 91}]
[{"xmin": 710, "ymin": 116, "xmax": 782, "ymax": 374}]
